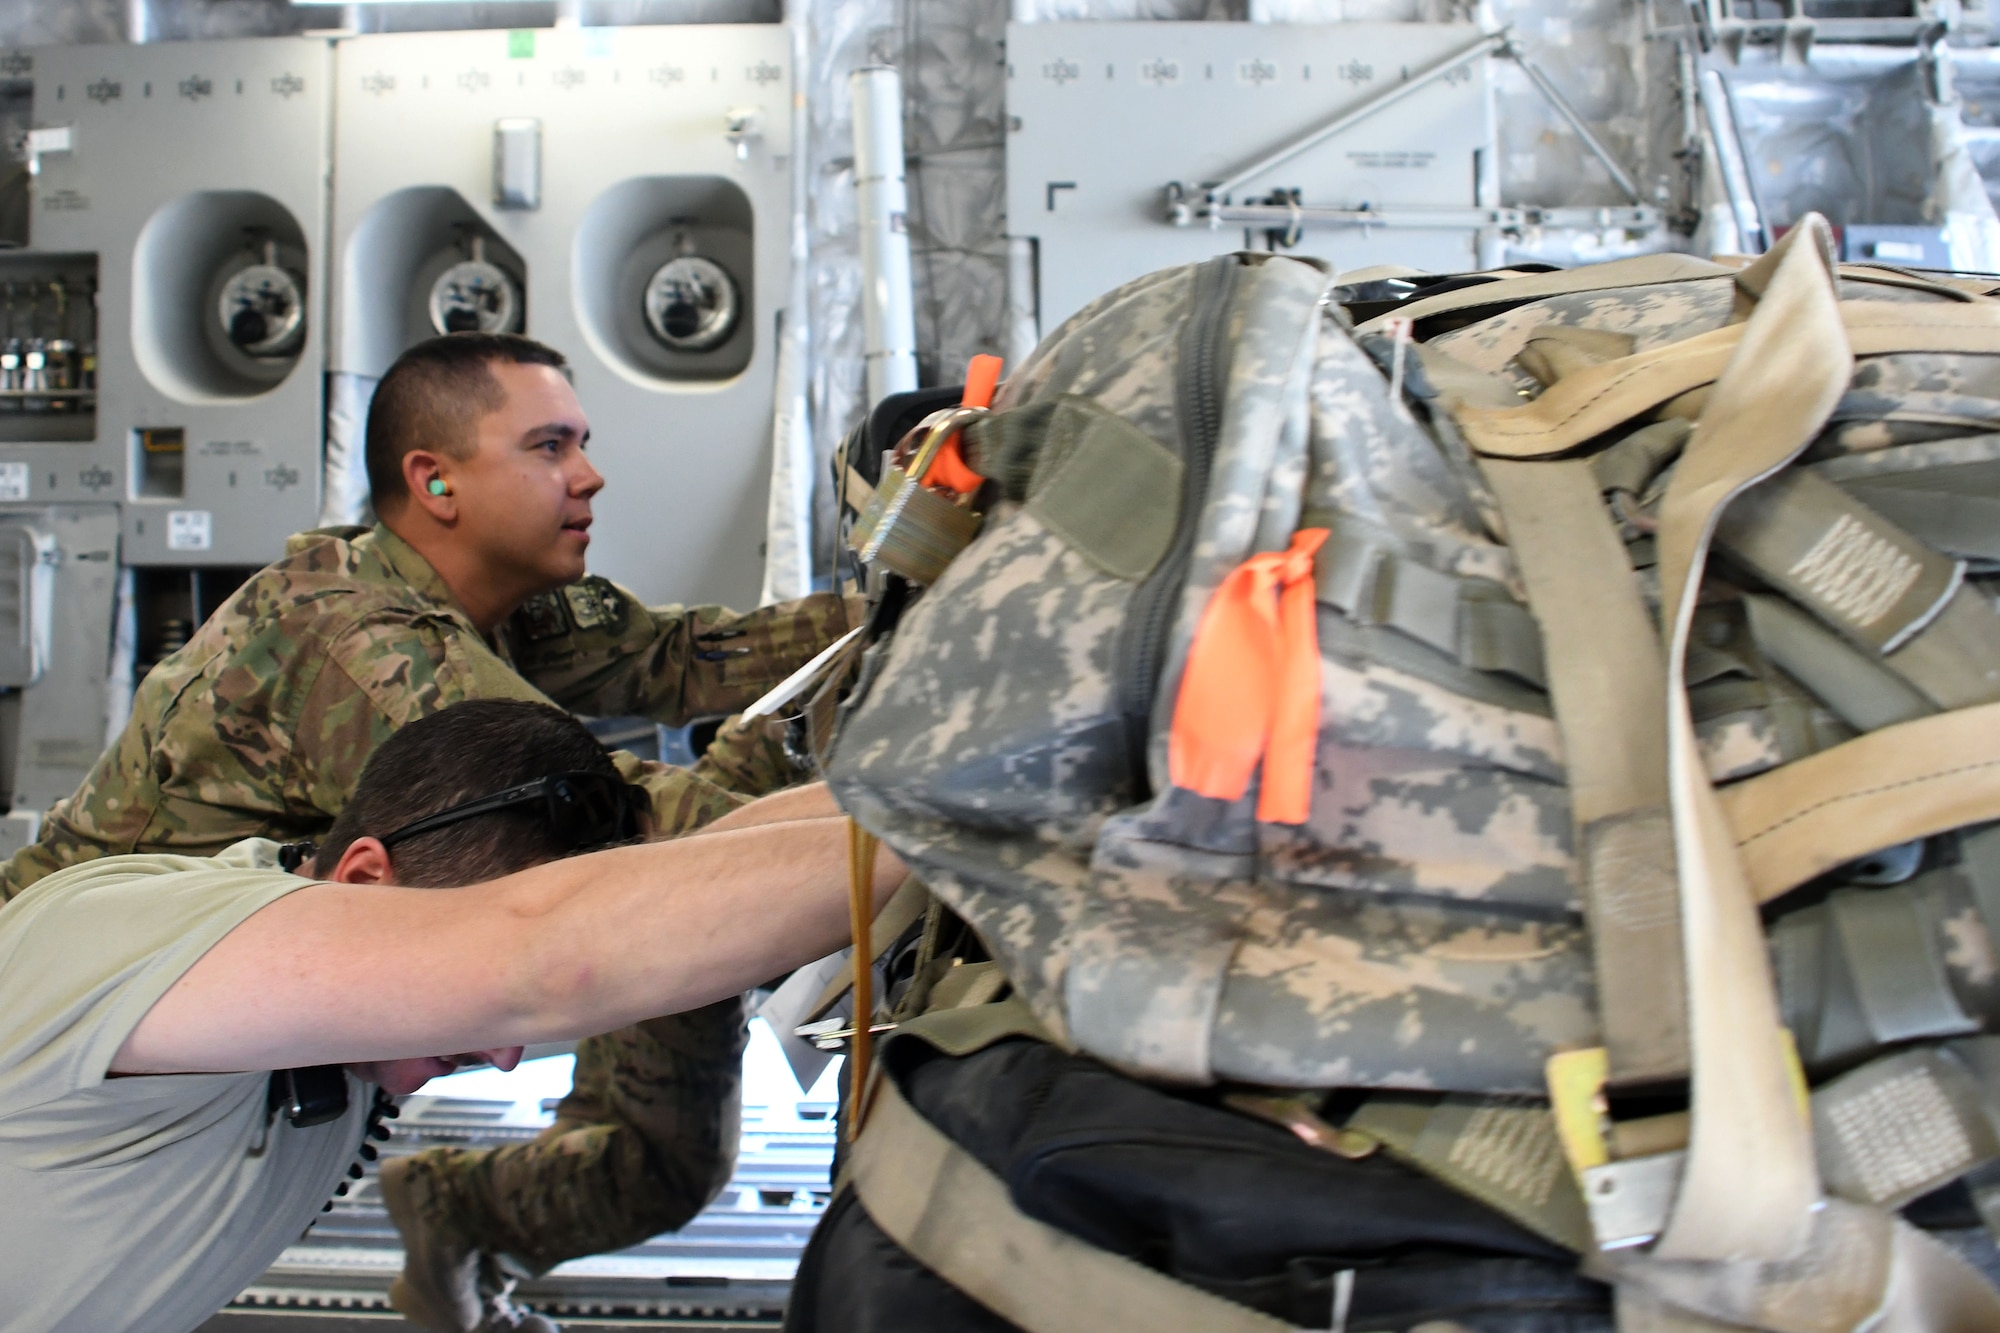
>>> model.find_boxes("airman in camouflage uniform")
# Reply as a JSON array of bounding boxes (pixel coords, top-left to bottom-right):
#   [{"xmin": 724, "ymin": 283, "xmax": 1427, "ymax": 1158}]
[
  {"xmin": 0, "ymin": 523, "xmax": 836, "ymax": 895},
  {"xmin": 1, "ymin": 331, "xmax": 856, "ymax": 1333}
]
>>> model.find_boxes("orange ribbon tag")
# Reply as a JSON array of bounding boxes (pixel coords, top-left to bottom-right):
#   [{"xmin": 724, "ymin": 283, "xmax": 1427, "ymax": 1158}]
[
  {"xmin": 1168, "ymin": 528, "xmax": 1329, "ymax": 825},
  {"xmin": 924, "ymin": 354, "xmax": 1005, "ymax": 495}
]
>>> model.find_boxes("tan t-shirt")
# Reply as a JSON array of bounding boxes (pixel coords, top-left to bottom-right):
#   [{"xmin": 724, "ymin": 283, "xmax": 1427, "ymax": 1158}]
[{"xmin": 0, "ymin": 839, "xmax": 369, "ymax": 1333}]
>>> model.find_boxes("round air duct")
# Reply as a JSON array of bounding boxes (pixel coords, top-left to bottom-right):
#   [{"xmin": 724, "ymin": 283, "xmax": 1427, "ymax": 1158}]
[
  {"xmin": 210, "ymin": 239, "xmax": 307, "ymax": 362},
  {"xmin": 427, "ymin": 235, "xmax": 523, "ymax": 336},
  {"xmin": 641, "ymin": 252, "xmax": 739, "ymax": 352}
]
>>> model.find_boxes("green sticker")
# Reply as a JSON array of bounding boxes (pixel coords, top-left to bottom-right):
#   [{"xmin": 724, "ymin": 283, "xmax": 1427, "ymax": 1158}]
[{"xmin": 508, "ymin": 30, "xmax": 535, "ymax": 59}]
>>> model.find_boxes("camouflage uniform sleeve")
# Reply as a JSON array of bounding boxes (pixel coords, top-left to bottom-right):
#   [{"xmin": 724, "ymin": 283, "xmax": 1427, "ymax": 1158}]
[
  {"xmin": 294, "ymin": 610, "xmax": 553, "ymax": 819},
  {"xmin": 690, "ymin": 713, "xmax": 812, "ymax": 800},
  {"xmin": 306, "ymin": 610, "xmax": 767, "ymax": 836},
  {"xmin": 606, "ymin": 750, "xmax": 751, "ymax": 838},
  {"xmin": 504, "ymin": 581, "xmax": 862, "ymax": 726}
]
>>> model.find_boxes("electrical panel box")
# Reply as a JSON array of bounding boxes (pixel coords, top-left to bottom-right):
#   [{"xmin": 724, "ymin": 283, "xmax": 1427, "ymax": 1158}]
[
  {"xmin": 0, "ymin": 504, "xmax": 120, "ymax": 816},
  {"xmin": 11, "ymin": 39, "xmax": 329, "ymax": 568},
  {"xmin": 331, "ymin": 26, "xmax": 794, "ymax": 609},
  {"xmin": 1007, "ymin": 22, "xmax": 1492, "ymax": 333}
]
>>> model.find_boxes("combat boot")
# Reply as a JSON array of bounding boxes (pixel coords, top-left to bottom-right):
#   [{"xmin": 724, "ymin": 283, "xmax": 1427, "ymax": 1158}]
[
  {"xmin": 380, "ymin": 1154, "xmax": 563, "ymax": 1333},
  {"xmin": 472, "ymin": 1289, "xmax": 560, "ymax": 1333},
  {"xmin": 380, "ymin": 1153, "xmax": 487, "ymax": 1332}
]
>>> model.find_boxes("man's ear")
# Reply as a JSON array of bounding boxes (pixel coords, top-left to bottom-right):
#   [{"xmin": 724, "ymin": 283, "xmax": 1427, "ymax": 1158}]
[
  {"xmin": 325, "ymin": 836, "xmax": 396, "ymax": 886},
  {"xmin": 402, "ymin": 449, "xmax": 457, "ymax": 522}
]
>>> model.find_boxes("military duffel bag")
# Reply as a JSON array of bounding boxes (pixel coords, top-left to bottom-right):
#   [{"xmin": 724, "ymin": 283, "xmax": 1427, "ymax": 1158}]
[{"xmin": 823, "ymin": 216, "xmax": 2000, "ymax": 1328}]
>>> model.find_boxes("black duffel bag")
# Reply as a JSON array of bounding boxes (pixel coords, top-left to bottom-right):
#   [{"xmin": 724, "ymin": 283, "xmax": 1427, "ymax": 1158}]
[{"xmin": 785, "ymin": 1016, "xmax": 1614, "ymax": 1333}]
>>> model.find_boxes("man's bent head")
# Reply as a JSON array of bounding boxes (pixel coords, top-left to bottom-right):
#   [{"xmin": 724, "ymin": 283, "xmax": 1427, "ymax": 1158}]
[
  {"xmin": 310, "ymin": 697, "xmax": 637, "ymax": 887},
  {"xmin": 305, "ymin": 698, "xmax": 643, "ymax": 1093}
]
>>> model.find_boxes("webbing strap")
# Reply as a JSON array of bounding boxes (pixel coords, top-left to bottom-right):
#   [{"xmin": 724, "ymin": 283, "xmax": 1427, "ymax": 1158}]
[
  {"xmin": 1715, "ymin": 469, "xmax": 1962, "ymax": 657},
  {"xmin": 1345, "ymin": 1095, "xmax": 1595, "ymax": 1253},
  {"xmin": 1714, "ymin": 469, "xmax": 2000, "ymax": 713},
  {"xmin": 1720, "ymin": 701, "xmax": 2000, "ymax": 906},
  {"xmin": 1456, "ymin": 301, "xmax": 2000, "ymax": 461},
  {"xmin": 1589, "ymin": 1198, "xmax": 2000, "ymax": 1333},
  {"xmin": 1351, "ymin": 1040, "xmax": 2000, "ymax": 1252},
  {"xmin": 1313, "ymin": 519, "xmax": 1546, "ymax": 688},
  {"xmin": 849, "ymin": 1074, "xmax": 1293, "ymax": 1333},
  {"xmin": 1827, "ymin": 889, "xmax": 1980, "ymax": 1047},
  {"xmin": 1814, "ymin": 1041, "xmax": 2000, "ymax": 1211},
  {"xmin": 1353, "ymin": 252, "xmax": 1736, "ymax": 334},
  {"xmin": 1648, "ymin": 218, "xmax": 1846, "ymax": 1262},
  {"xmin": 1842, "ymin": 471, "xmax": 2000, "ymax": 562},
  {"xmin": 1478, "ymin": 457, "xmax": 1687, "ymax": 1085},
  {"xmin": 1612, "ymin": 1290, "xmax": 1747, "ymax": 1333},
  {"xmin": 1832, "ymin": 263, "xmax": 1984, "ymax": 303},
  {"xmin": 1739, "ymin": 594, "xmax": 1935, "ymax": 735}
]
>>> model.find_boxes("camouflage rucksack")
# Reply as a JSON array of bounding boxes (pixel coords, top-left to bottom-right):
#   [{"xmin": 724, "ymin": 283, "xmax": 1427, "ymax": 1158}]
[{"xmin": 825, "ymin": 217, "xmax": 2000, "ymax": 1326}]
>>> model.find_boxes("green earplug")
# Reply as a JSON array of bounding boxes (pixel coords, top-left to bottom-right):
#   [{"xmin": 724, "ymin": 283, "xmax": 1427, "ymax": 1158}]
[{"xmin": 428, "ymin": 478, "xmax": 448, "ymax": 496}]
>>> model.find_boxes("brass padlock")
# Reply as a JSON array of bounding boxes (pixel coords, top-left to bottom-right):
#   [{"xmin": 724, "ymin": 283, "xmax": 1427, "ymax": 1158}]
[{"xmin": 849, "ymin": 406, "xmax": 986, "ymax": 584}]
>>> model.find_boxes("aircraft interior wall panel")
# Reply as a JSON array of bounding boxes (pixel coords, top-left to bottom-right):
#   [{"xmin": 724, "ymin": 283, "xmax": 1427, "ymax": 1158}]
[
  {"xmin": 1007, "ymin": 22, "xmax": 1492, "ymax": 333},
  {"xmin": 17, "ymin": 38, "xmax": 331, "ymax": 568}
]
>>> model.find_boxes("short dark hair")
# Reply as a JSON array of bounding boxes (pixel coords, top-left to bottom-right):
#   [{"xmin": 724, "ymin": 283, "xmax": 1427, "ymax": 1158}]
[
  {"xmin": 365, "ymin": 333, "xmax": 569, "ymax": 507},
  {"xmin": 313, "ymin": 699, "xmax": 619, "ymax": 888}
]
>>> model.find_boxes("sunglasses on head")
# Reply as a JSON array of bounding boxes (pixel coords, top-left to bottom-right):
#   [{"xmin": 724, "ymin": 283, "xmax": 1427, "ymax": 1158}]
[{"xmin": 379, "ymin": 770, "xmax": 648, "ymax": 855}]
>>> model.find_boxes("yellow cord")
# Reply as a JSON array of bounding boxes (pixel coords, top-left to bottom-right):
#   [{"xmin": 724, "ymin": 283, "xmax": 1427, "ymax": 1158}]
[{"xmin": 845, "ymin": 818, "xmax": 880, "ymax": 1140}]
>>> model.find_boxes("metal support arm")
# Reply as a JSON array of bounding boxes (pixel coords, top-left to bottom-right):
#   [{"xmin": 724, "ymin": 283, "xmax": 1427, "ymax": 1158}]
[{"xmin": 1168, "ymin": 25, "xmax": 1649, "ymax": 231}]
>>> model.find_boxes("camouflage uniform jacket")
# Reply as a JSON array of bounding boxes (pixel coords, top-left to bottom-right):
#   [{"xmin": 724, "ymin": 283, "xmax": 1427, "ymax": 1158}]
[{"xmin": 0, "ymin": 524, "xmax": 855, "ymax": 899}]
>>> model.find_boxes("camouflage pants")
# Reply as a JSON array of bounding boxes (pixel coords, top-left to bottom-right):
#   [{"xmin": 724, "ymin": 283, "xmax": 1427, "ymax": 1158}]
[{"xmin": 398, "ymin": 996, "xmax": 748, "ymax": 1277}]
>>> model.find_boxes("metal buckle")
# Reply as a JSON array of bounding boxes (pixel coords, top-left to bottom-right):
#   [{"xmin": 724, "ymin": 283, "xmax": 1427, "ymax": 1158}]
[
  {"xmin": 848, "ymin": 406, "xmax": 988, "ymax": 584},
  {"xmin": 1547, "ymin": 1034, "xmax": 1809, "ymax": 1250}
]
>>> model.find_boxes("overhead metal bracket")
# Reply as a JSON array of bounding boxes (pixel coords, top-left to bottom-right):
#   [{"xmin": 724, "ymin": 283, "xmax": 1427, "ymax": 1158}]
[{"xmin": 1165, "ymin": 26, "xmax": 1651, "ymax": 238}]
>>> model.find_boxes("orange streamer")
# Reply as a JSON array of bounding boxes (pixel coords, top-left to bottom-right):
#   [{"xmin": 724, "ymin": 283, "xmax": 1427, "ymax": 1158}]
[
  {"xmin": 1168, "ymin": 528, "xmax": 1329, "ymax": 824},
  {"xmin": 924, "ymin": 353, "xmax": 1004, "ymax": 495}
]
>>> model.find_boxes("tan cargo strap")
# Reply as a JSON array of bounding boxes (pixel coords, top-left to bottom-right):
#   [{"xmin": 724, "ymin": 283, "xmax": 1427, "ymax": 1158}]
[
  {"xmin": 1720, "ymin": 700, "xmax": 2000, "ymax": 906},
  {"xmin": 1413, "ymin": 297, "xmax": 1690, "ymax": 1088},
  {"xmin": 1333, "ymin": 1059, "xmax": 2000, "ymax": 1333},
  {"xmin": 1411, "ymin": 313, "xmax": 1691, "ymax": 1087},
  {"xmin": 1645, "ymin": 218, "xmax": 1850, "ymax": 1261},
  {"xmin": 1455, "ymin": 300, "xmax": 2000, "ymax": 461},
  {"xmin": 1831, "ymin": 262, "xmax": 1987, "ymax": 303},
  {"xmin": 1355, "ymin": 254, "xmax": 1985, "ymax": 342},
  {"xmin": 1312, "ymin": 516, "xmax": 1546, "ymax": 689},
  {"xmin": 1349, "ymin": 1039, "xmax": 2000, "ymax": 1250},
  {"xmin": 857, "ymin": 995, "xmax": 2000, "ymax": 1333},
  {"xmin": 1590, "ymin": 1195, "xmax": 2000, "ymax": 1333},
  {"xmin": 1354, "ymin": 252, "xmax": 1736, "ymax": 335},
  {"xmin": 848, "ymin": 1070, "xmax": 1293, "ymax": 1333},
  {"xmin": 1478, "ymin": 457, "xmax": 1688, "ymax": 1086}
]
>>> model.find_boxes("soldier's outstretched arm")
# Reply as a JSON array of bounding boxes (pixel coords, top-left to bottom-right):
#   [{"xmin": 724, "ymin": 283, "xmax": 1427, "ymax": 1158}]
[
  {"xmin": 110, "ymin": 814, "xmax": 904, "ymax": 1076},
  {"xmin": 504, "ymin": 582, "xmax": 861, "ymax": 726},
  {"xmin": 702, "ymin": 781, "xmax": 839, "ymax": 831}
]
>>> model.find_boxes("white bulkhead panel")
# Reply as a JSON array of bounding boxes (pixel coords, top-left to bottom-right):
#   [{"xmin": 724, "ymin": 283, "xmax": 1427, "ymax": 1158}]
[{"xmin": 1008, "ymin": 22, "xmax": 1491, "ymax": 333}]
